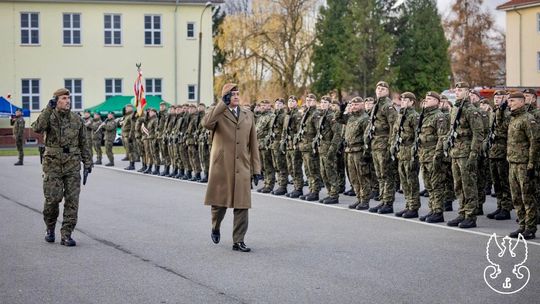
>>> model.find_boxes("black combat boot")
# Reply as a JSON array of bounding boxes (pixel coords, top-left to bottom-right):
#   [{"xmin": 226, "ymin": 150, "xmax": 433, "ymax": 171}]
[
  {"xmin": 169, "ymin": 168, "xmax": 178, "ymax": 177},
  {"xmin": 137, "ymin": 163, "xmax": 147, "ymax": 172},
  {"xmin": 458, "ymin": 218, "xmax": 477, "ymax": 229},
  {"xmin": 486, "ymin": 208, "xmax": 501, "ymax": 219},
  {"xmin": 160, "ymin": 166, "xmax": 170, "ymax": 176},
  {"xmin": 288, "ymin": 189, "xmax": 303, "ymax": 198},
  {"xmin": 371, "ymin": 191, "xmax": 380, "ymax": 201},
  {"xmin": 369, "ymin": 203, "xmax": 384, "ymax": 213},
  {"xmin": 152, "ymin": 165, "xmax": 160, "ymax": 175},
  {"xmin": 522, "ymin": 230, "xmax": 536, "ymax": 239},
  {"xmin": 344, "ymin": 189, "xmax": 356, "ymax": 196},
  {"xmin": 323, "ymin": 196, "xmax": 339, "ymax": 204},
  {"xmin": 494, "ymin": 209, "xmax": 511, "ymax": 220},
  {"xmin": 395, "ymin": 209, "xmax": 408, "ymax": 217},
  {"xmin": 402, "ymin": 209, "xmax": 419, "ymax": 218},
  {"xmin": 190, "ymin": 172, "xmax": 201, "ymax": 181},
  {"xmin": 272, "ymin": 187, "xmax": 287, "ymax": 196},
  {"xmin": 121, "ymin": 156, "xmax": 129, "ymax": 161},
  {"xmin": 14, "ymin": 160, "xmax": 23, "ymax": 166},
  {"xmin": 258, "ymin": 187, "xmax": 273, "ymax": 194},
  {"xmin": 475, "ymin": 205, "xmax": 484, "ymax": 216},
  {"xmin": 199, "ymin": 172, "xmax": 208, "ymax": 183},
  {"xmin": 105, "ymin": 162, "xmax": 114, "ymax": 167},
  {"xmin": 378, "ymin": 204, "xmax": 394, "ymax": 214},
  {"xmin": 60, "ymin": 235, "xmax": 76, "ymax": 247},
  {"xmin": 318, "ymin": 196, "xmax": 327, "ymax": 203},
  {"xmin": 349, "ymin": 201, "xmax": 362, "ymax": 209},
  {"xmin": 232, "ymin": 242, "xmax": 251, "ymax": 252},
  {"xmin": 175, "ymin": 169, "xmax": 185, "ymax": 179},
  {"xmin": 426, "ymin": 212, "xmax": 444, "ymax": 223},
  {"xmin": 94, "ymin": 159, "xmax": 102, "ymax": 165},
  {"xmin": 182, "ymin": 170, "xmax": 192, "ymax": 180},
  {"xmin": 419, "ymin": 211, "xmax": 433, "ymax": 222},
  {"xmin": 44, "ymin": 227, "xmax": 55, "ymax": 243},
  {"xmin": 447, "ymin": 215, "xmax": 465, "ymax": 227},
  {"xmin": 444, "ymin": 201, "xmax": 453, "ymax": 212},
  {"xmin": 211, "ymin": 229, "xmax": 220, "ymax": 244},
  {"xmin": 124, "ymin": 162, "xmax": 135, "ymax": 170},
  {"xmin": 143, "ymin": 165, "xmax": 153, "ymax": 174},
  {"xmin": 305, "ymin": 192, "xmax": 319, "ymax": 201},
  {"xmin": 509, "ymin": 228, "xmax": 525, "ymax": 238}
]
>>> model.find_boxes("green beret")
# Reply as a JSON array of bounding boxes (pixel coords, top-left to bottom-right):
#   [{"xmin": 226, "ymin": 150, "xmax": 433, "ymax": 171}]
[
  {"xmin": 469, "ymin": 90, "xmax": 481, "ymax": 98},
  {"xmin": 523, "ymin": 88, "xmax": 536, "ymax": 95},
  {"xmin": 53, "ymin": 88, "xmax": 70, "ymax": 97},
  {"xmin": 376, "ymin": 81, "xmax": 389, "ymax": 89},
  {"xmin": 493, "ymin": 90, "xmax": 507, "ymax": 96},
  {"xmin": 364, "ymin": 97, "xmax": 375, "ymax": 103},
  {"xmin": 455, "ymin": 82, "xmax": 470, "ymax": 89},
  {"xmin": 349, "ymin": 97, "xmax": 363, "ymax": 103},
  {"xmin": 320, "ymin": 95, "xmax": 332, "ymax": 103},
  {"xmin": 288, "ymin": 95, "xmax": 298, "ymax": 102},
  {"xmin": 426, "ymin": 91, "xmax": 440, "ymax": 101},
  {"xmin": 306, "ymin": 93, "xmax": 317, "ymax": 100},
  {"xmin": 508, "ymin": 92, "xmax": 525, "ymax": 99},
  {"xmin": 401, "ymin": 92, "xmax": 416, "ymax": 101}
]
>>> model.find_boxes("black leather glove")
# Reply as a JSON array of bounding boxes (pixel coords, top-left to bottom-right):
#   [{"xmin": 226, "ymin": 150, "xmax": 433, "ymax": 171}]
[
  {"xmin": 128, "ymin": 138, "xmax": 133, "ymax": 143},
  {"xmin": 527, "ymin": 168, "xmax": 536, "ymax": 179},
  {"xmin": 48, "ymin": 99, "xmax": 57, "ymax": 109},
  {"xmin": 252, "ymin": 174, "xmax": 263, "ymax": 186},
  {"xmin": 85, "ymin": 166, "xmax": 92, "ymax": 174},
  {"xmin": 222, "ymin": 93, "xmax": 232, "ymax": 106},
  {"xmin": 339, "ymin": 102, "xmax": 347, "ymax": 113},
  {"xmin": 499, "ymin": 101, "xmax": 508, "ymax": 112}
]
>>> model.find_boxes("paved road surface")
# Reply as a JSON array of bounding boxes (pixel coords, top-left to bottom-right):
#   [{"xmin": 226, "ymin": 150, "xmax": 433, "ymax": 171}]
[{"xmin": 1, "ymin": 155, "xmax": 538, "ymax": 303}]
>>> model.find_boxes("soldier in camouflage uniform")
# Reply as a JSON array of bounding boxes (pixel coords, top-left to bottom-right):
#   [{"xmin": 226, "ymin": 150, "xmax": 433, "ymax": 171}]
[
  {"xmin": 173, "ymin": 105, "xmax": 188, "ymax": 178},
  {"xmin": 82, "ymin": 110, "xmax": 93, "ymax": 162},
  {"xmin": 178, "ymin": 105, "xmax": 193, "ymax": 179},
  {"xmin": 523, "ymin": 88, "xmax": 540, "ymax": 223},
  {"xmin": 444, "ymin": 82, "xmax": 485, "ymax": 229},
  {"xmin": 256, "ymin": 100, "xmax": 275, "ymax": 193},
  {"xmin": 165, "ymin": 106, "xmax": 178, "ymax": 176},
  {"xmin": 91, "ymin": 112, "xmax": 103, "ymax": 165},
  {"xmin": 198, "ymin": 104, "xmax": 211, "ymax": 183},
  {"xmin": 135, "ymin": 111, "xmax": 148, "ymax": 172},
  {"xmin": 102, "ymin": 112, "xmax": 117, "ymax": 167},
  {"xmin": 142, "ymin": 108, "xmax": 159, "ymax": 174},
  {"xmin": 506, "ymin": 92, "xmax": 538, "ymax": 239},
  {"xmin": 336, "ymin": 97, "xmax": 371, "ymax": 209},
  {"xmin": 415, "ymin": 92, "xmax": 449, "ymax": 223},
  {"xmin": 157, "ymin": 102, "xmax": 170, "ymax": 176},
  {"xmin": 186, "ymin": 104, "xmax": 202, "ymax": 181},
  {"xmin": 314, "ymin": 96, "xmax": 343, "ymax": 204},
  {"xmin": 439, "ymin": 95, "xmax": 455, "ymax": 210},
  {"xmin": 121, "ymin": 104, "xmax": 136, "ymax": 170},
  {"xmin": 11, "ymin": 109, "xmax": 25, "ymax": 166},
  {"xmin": 485, "ymin": 90, "xmax": 512, "ymax": 221},
  {"xmin": 364, "ymin": 97, "xmax": 380, "ymax": 200},
  {"xmin": 282, "ymin": 96, "xmax": 304, "ymax": 198},
  {"xmin": 390, "ymin": 92, "xmax": 421, "ymax": 218},
  {"xmin": 365, "ymin": 81, "xmax": 398, "ymax": 214},
  {"xmin": 469, "ymin": 90, "xmax": 489, "ymax": 215},
  {"xmin": 268, "ymin": 98, "xmax": 288, "ymax": 196},
  {"xmin": 32, "ymin": 88, "xmax": 93, "ymax": 246}
]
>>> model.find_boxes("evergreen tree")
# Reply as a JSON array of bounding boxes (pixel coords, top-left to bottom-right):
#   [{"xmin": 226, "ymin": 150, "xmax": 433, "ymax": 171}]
[
  {"xmin": 394, "ymin": 0, "xmax": 451, "ymax": 96},
  {"xmin": 212, "ymin": 6, "xmax": 227, "ymax": 74}
]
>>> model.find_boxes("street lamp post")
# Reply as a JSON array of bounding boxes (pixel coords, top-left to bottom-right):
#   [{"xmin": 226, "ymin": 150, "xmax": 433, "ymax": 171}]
[{"xmin": 197, "ymin": 1, "xmax": 213, "ymax": 105}]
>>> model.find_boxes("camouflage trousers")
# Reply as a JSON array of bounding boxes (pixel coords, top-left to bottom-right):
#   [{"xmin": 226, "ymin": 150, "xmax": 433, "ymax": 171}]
[
  {"xmin": 451, "ymin": 157, "xmax": 478, "ymax": 220},
  {"xmin": 337, "ymin": 151, "xmax": 345, "ymax": 193},
  {"xmin": 476, "ymin": 156, "xmax": 488, "ymax": 207},
  {"xmin": 370, "ymin": 160, "xmax": 379, "ymax": 193},
  {"xmin": 16, "ymin": 137, "xmax": 24, "ymax": 162},
  {"xmin": 286, "ymin": 149, "xmax": 303, "ymax": 191},
  {"xmin": 319, "ymin": 147, "xmax": 340, "ymax": 197},
  {"xmin": 260, "ymin": 149, "xmax": 275, "ymax": 189},
  {"xmin": 442, "ymin": 160, "xmax": 455, "ymax": 201},
  {"xmin": 301, "ymin": 151, "xmax": 321, "ymax": 193},
  {"xmin": 189, "ymin": 144, "xmax": 201, "ymax": 173},
  {"xmin": 136, "ymin": 138, "xmax": 145, "ymax": 165},
  {"xmin": 105, "ymin": 140, "xmax": 114, "ymax": 164},
  {"xmin": 271, "ymin": 148, "xmax": 288, "ymax": 188},
  {"xmin": 160, "ymin": 140, "xmax": 170, "ymax": 166},
  {"xmin": 489, "ymin": 158, "xmax": 512, "ymax": 212},
  {"xmin": 168, "ymin": 142, "xmax": 176, "ymax": 169},
  {"xmin": 420, "ymin": 161, "xmax": 446, "ymax": 214},
  {"xmin": 93, "ymin": 139, "xmax": 102, "ymax": 161},
  {"xmin": 346, "ymin": 152, "xmax": 371, "ymax": 202},
  {"xmin": 179, "ymin": 143, "xmax": 191, "ymax": 172},
  {"xmin": 43, "ymin": 170, "xmax": 80, "ymax": 238},
  {"xmin": 122, "ymin": 136, "xmax": 135, "ymax": 162},
  {"xmin": 372, "ymin": 149, "xmax": 395, "ymax": 205},
  {"xmin": 85, "ymin": 136, "xmax": 93, "ymax": 161},
  {"xmin": 509, "ymin": 163, "xmax": 537, "ymax": 232},
  {"xmin": 198, "ymin": 143, "xmax": 210, "ymax": 174},
  {"xmin": 399, "ymin": 158, "xmax": 420, "ymax": 211},
  {"xmin": 143, "ymin": 139, "xmax": 159, "ymax": 166}
]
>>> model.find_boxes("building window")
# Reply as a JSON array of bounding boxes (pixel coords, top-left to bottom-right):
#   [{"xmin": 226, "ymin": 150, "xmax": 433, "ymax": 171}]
[
  {"xmin": 144, "ymin": 15, "xmax": 161, "ymax": 45},
  {"xmin": 21, "ymin": 12, "xmax": 39, "ymax": 45},
  {"xmin": 63, "ymin": 13, "xmax": 81, "ymax": 45},
  {"xmin": 538, "ymin": 52, "xmax": 540, "ymax": 71},
  {"xmin": 21, "ymin": 79, "xmax": 40, "ymax": 110},
  {"xmin": 105, "ymin": 79, "xmax": 122, "ymax": 99},
  {"xmin": 104, "ymin": 14, "xmax": 121, "ymax": 45},
  {"xmin": 187, "ymin": 22, "xmax": 195, "ymax": 38},
  {"xmin": 538, "ymin": 13, "xmax": 540, "ymax": 32},
  {"xmin": 145, "ymin": 78, "xmax": 162, "ymax": 98},
  {"xmin": 65, "ymin": 79, "xmax": 83, "ymax": 110},
  {"xmin": 188, "ymin": 85, "xmax": 196, "ymax": 101}
]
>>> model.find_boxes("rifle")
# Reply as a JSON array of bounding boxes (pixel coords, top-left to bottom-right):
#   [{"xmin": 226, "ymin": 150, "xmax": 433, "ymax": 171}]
[
  {"xmin": 411, "ymin": 107, "xmax": 425, "ymax": 159},
  {"xmin": 294, "ymin": 108, "xmax": 310, "ymax": 149},
  {"xmin": 391, "ymin": 108, "xmax": 408, "ymax": 161},
  {"xmin": 94, "ymin": 121, "xmax": 105, "ymax": 134},
  {"xmin": 364, "ymin": 99, "xmax": 380, "ymax": 150},
  {"xmin": 280, "ymin": 114, "xmax": 290, "ymax": 154},
  {"xmin": 265, "ymin": 112, "xmax": 279, "ymax": 149},
  {"xmin": 38, "ymin": 144, "xmax": 45, "ymax": 164},
  {"xmin": 484, "ymin": 101, "xmax": 507, "ymax": 155},
  {"xmin": 444, "ymin": 99, "xmax": 466, "ymax": 157},
  {"xmin": 312, "ymin": 110, "xmax": 327, "ymax": 154},
  {"xmin": 83, "ymin": 167, "xmax": 90, "ymax": 185}
]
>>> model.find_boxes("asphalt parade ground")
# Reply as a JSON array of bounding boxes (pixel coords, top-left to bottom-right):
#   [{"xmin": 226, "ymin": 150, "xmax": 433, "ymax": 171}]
[{"xmin": 1, "ymin": 155, "xmax": 539, "ymax": 304}]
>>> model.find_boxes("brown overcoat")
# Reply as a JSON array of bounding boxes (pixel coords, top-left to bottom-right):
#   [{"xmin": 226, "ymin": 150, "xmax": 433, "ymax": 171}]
[{"xmin": 202, "ymin": 101, "xmax": 261, "ymax": 209}]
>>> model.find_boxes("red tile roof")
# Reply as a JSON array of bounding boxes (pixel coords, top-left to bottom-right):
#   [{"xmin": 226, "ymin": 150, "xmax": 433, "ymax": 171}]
[{"xmin": 497, "ymin": 0, "xmax": 540, "ymax": 10}]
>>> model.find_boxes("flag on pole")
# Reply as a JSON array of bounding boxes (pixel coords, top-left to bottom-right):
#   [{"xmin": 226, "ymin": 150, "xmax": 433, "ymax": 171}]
[{"xmin": 134, "ymin": 65, "xmax": 147, "ymax": 116}]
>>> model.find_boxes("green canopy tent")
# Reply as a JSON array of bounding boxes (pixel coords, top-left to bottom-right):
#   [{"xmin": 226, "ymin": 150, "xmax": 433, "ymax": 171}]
[{"xmin": 84, "ymin": 96, "xmax": 170, "ymax": 117}]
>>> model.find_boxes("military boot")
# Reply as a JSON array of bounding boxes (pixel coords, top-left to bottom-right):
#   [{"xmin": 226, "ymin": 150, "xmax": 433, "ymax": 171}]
[
  {"xmin": 305, "ymin": 192, "xmax": 319, "ymax": 202},
  {"xmin": 419, "ymin": 189, "xmax": 428, "ymax": 197},
  {"xmin": 143, "ymin": 165, "xmax": 153, "ymax": 174},
  {"xmin": 356, "ymin": 201, "xmax": 370, "ymax": 210},
  {"xmin": 44, "ymin": 227, "xmax": 55, "ymax": 243},
  {"xmin": 174, "ymin": 169, "xmax": 183, "ymax": 179},
  {"xmin": 486, "ymin": 208, "xmax": 501, "ymax": 219},
  {"xmin": 169, "ymin": 168, "xmax": 178, "ymax": 177},
  {"xmin": 475, "ymin": 205, "xmax": 484, "ymax": 216},
  {"xmin": 426, "ymin": 212, "xmax": 444, "ymax": 223},
  {"xmin": 444, "ymin": 201, "xmax": 453, "ymax": 212},
  {"xmin": 458, "ymin": 218, "xmax": 477, "ymax": 229},
  {"xmin": 190, "ymin": 172, "xmax": 201, "ymax": 181},
  {"xmin": 183, "ymin": 170, "xmax": 192, "ymax": 180},
  {"xmin": 349, "ymin": 201, "xmax": 362, "ymax": 209},
  {"xmin": 121, "ymin": 156, "xmax": 129, "ymax": 161},
  {"xmin": 402, "ymin": 209, "xmax": 419, "ymax": 218},
  {"xmin": 14, "ymin": 160, "xmax": 23, "ymax": 166},
  {"xmin": 372, "ymin": 191, "xmax": 381, "ymax": 201},
  {"xmin": 494, "ymin": 209, "xmax": 511, "ymax": 220},
  {"xmin": 60, "ymin": 235, "xmax": 76, "ymax": 247},
  {"xmin": 105, "ymin": 162, "xmax": 114, "ymax": 167},
  {"xmin": 160, "ymin": 166, "xmax": 170, "ymax": 176},
  {"xmin": 288, "ymin": 189, "xmax": 303, "ymax": 198},
  {"xmin": 368, "ymin": 203, "xmax": 384, "ymax": 213},
  {"xmin": 94, "ymin": 159, "xmax": 102, "ymax": 165},
  {"xmin": 419, "ymin": 211, "xmax": 433, "ymax": 222},
  {"xmin": 258, "ymin": 187, "xmax": 273, "ymax": 194},
  {"xmin": 124, "ymin": 162, "xmax": 135, "ymax": 170},
  {"xmin": 137, "ymin": 163, "xmax": 147, "ymax": 172},
  {"xmin": 447, "ymin": 215, "xmax": 465, "ymax": 227},
  {"xmin": 344, "ymin": 189, "xmax": 356, "ymax": 196},
  {"xmin": 522, "ymin": 230, "xmax": 536, "ymax": 240},
  {"xmin": 508, "ymin": 228, "xmax": 525, "ymax": 238},
  {"xmin": 395, "ymin": 209, "xmax": 408, "ymax": 217},
  {"xmin": 377, "ymin": 204, "xmax": 394, "ymax": 214},
  {"xmin": 152, "ymin": 165, "xmax": 160, "ymax": 175},
  {"xmin": 272, "ymin": 187, "xmax": 287, "ymax": 196},
  {"xmin": 199, "ymin": 172, "xmax": 208, "ymax": 183},
  {"xmin": 322, "ymin": 196, "xmax": 339, "ymax": 205}
]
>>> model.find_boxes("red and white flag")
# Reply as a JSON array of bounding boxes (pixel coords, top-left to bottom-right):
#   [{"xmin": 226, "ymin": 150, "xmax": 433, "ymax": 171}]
[{"xmin": 134, "ymin": 68, "xmax": 147, "ymax": 115}]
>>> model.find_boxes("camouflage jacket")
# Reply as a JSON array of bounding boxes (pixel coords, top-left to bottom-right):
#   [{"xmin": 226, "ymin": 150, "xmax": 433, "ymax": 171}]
[
  {"xmin": 185, "ymin": 112, "xmax": 201, "ymax": 145},
  {"xmin": 316, "ymin": 110, "xmax": 343, "ymax": 153},
  {"xmin": 296, "ymin": 106, "xmax": 319, "ymax": 153},
  {"xmin": 364, "ymin": 97, "xmax": 398, "ymax": 152},
  {"xmin": 391, "ymin": 107, "xmax": 420, "ymax": 161},
  {"xmin": 121, "ymin": 112, "xmax": 133, "ymax": 138},
  {"xmin": 269, "ymin": 109, "xmax": 286, "ymax": 150},
  {"xmin": 31, "ymin": 106, "xmax": 92, "ymax": 172},
  {"xmin": 418, "ymin": 106, "xmax": 448, "ymax": 163},
  {"xmin": 487, "ymin": 107, "xmax": 510, "ymax": 159},
  {"xmin": 175, "ymin": 113, "xmax": 188, "ymax": 144},
  {"xmin": 12, "ymin": 116, "xmax": 25, "ymax": 138},
  {"xmin": 282, "ymin": 108, "xmax": 301, "ymax": 151},
  {"xmin": 507, "ymin": 106, "xmax": 539, "ymax": 165},
  {"xmin": 134, "ymin": 115, "xmax": 146, "ymax": 140},
  {"xmin": 336, "ymin": 110, "xmax": 369, "ymax": 153},
  {"xmin": 157, "ymin": 110, "xmax": 168, "ymax": 139},
  {"xmin": 448, "ymin": 98, "xmax": 485, "ymax": 159},
  {"xmin": 83, "ymin": 116, "xmax": 93, "ymax": 141},
  {"xmin": 91, "ymin": 118, "xmax": 103, "ymax": 142},
  {"xmin": 256, "ymin": 111, "xmax": 273, "ymax": 150},
  {"xmin": 103, "ymin": 118, "xmax": 117, "ymax": 142},
  {"xmin": 165, "ymin": 114, "xmax": 177, "ymax": 144},
  {"xmin": 144, "ymin": 115, "xmax": 158, "ymax": 140}
]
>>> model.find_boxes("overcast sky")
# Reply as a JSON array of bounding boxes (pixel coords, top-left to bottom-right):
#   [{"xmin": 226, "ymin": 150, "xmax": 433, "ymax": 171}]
[{"xmin": 436, "ymin": 0, "xmax": 507, "ymax": 30}]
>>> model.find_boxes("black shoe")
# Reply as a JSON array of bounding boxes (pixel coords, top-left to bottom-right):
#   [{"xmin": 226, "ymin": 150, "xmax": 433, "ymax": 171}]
[
  {"xmin": 318, "ymin": 196, "xmax": 326, "ymax": 203},
  {"xmin": 152, "ymin": 165, "xmax": 160, "ymax": 175},
  {"xmin": 232, "ymin": 242, "xmax": 251, "ymax": 252},
  {"xmin": 175, "ymin": 169, "xmax": 185, "ymax": 179},
  {"xmin": 490, "ymin": 193, "xmax": 497, "ymax": 198},
  {"xmin": 344, "ymin": 189, "xmax": 355, "ymax": 196},
  {"xmin": 44, "ymin": 228, "xmax": 55, "ymax": 243},
  {"xmin": 458, "ymin": 218, "xmax": 476, "ymax": 229},
  {"xmin": 484, "ymin": 187, "xmax": 492, "ymax": 196},
  {"xmin": 423, "ymin": 191, "xmax": 429, "ymax": 198},
  {"xmin": 419, "ymin": 189, "xmax": 427, "ymax": 196},
  {"xmin": 447, "ymin": 216, "xmax": 465, "ymax": 227},
  {"xmin": 94, "ymin": 160, "xmax": 102, "ymax": 165},
  {"xmin": 475, "ymin": 206, "xmax": 484, "ymax": 216},
  {"xmin": 183, "ymin": 171, "xmax": 192, "ymax": 180},
  {"xmin": 137, "ymin": 165, "xmax": 147, "ymax": 173},
  {"xmin": 419, "ymin": 212, "xmax": 433, "ymax": 222},
  {"xmin": 211, "ymin": 229, "xmax": 220, "ymax": 244},
  {"xmin": 522, "ymin": 230, "xmax": 536, "ymax": 240},
  {"xmin": 305, "ymin": 192, "xmax": 320, "ymax": 202},
  {"xmin": 124, "ymin": 162, "xmax": 135, "ymax": 170},
  {"xmin": 169, "ymin": 168, "xmax": 178, "ymax": 177},
  {"xmin": 259, "ymin": 187, "xmax": 273, "ymax": 194},
  {"xmin": 494, "ymin": 209, "xmax": 511, "ymax": 220},
  {"xmin": 402, "ymin": 210, "xmax": 419, "ymax": 218},
  {"xmin": 377, "ymin": 204, "xmax": 393, "ymax": 214},
  {"xmin": 14, "ymin": 160, "xmax": 23, "ymax": 166},
  {"xmin": 369, "ymin": 203, "xmax": 384, "ymax": 213},
  {"xmin": 349, "ymin": 201, "xmax": 361, "ymax": 209},
  {"xmin": 323, "ymin": 196, "xmax": 339, "ymax": 205},
  {"xmin": 272, "ymin": 187, "xmax": 287, "ymax": 196},
  {"xmin": 60, "ymin": 236, "xmax": 76, "ymax": 247},
  {"xmin": 509, "ymin": 228, "xmax": 525, "ymax": 238},
  {"xmin": 395, "ymin": 209, "xmax": 408, "ymax": 217},
  {"xmin": 105, "ymin": 162, "xmax": 114, "ymax": 167},
  {"xmin": 397, "ymin": 189, "xmax": 404, "ymax": 194},
  {"xmin": 299, "ymin": 194, "xmax": 307, "ymax": 200},
  {"xmin": 160, "ymin": 166, "xmax": 170, "ymax": 176},
  {"xmin": 143, "ymin": 165, "xmax": 153, "ymax": 174},
  {"xmin": 486, "ymin": 208, "xmax": 501, "ymax": 219},
  {"xmin": 426, "ymin": 212, "xmax": 444, "ymax": 223},
  {"xmin": 356, "ymin": 201, "xmax": 370, "ymax": 210},
  {"xmin": 121, "ymin": 156, "xmax": 129, "ymax": 161},
  {"xmin": 289, "ymin": 189, "xmax": 303, "ymax": 198},
  {"xmin": 444, "ymin": 201, "xmax": 453, "ymax": 212}
]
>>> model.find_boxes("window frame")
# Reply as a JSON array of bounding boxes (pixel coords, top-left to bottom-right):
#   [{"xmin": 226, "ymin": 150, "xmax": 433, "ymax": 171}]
[
  {"xmin": 144, "ymin": 14, "xmax": 162, "ymax": 46},
  {"xmin": 186, "ymin": 22, "xmax": 196, "ymax": 39},
  {"xmin": 20, "ymin": 12, "xmax": 40, "ymax": 45},
  {"xmin": 63, "ymin": 13, "xmax": 82, "ymax": 45},
  {"xmin": 104, "ymin": 13, "xmax": 122, "ymax": 46},
  {"xmin": 187, "ymin": 84, "xmax": 197, "ymax": 102},
  {"xmin": 145, "ymin": 78, "xmax": 163, "ymax": 98},
  {"xmin": 105, "ymin": 78, "xmax": 123, "ymax": 99},
  {"xmin": 21, "ymin": 79, "xmax": 40, "ymax": 111},
  {"xmin": 64, "ymin": 79, "xmax": 83, "ymax": 110}
]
